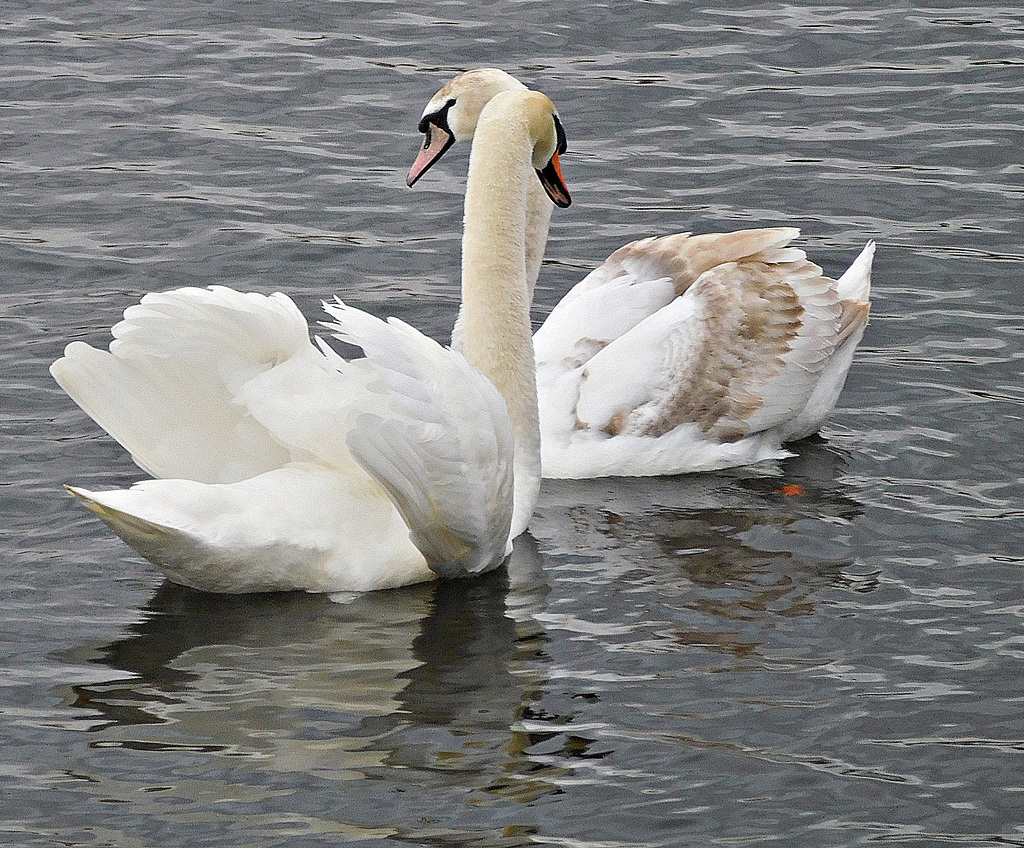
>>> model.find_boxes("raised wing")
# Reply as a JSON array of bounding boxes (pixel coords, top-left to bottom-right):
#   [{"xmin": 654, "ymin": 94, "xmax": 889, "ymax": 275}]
[
  {"xmin": 53, "ymin": 287, "xmax": 519, "ymax": 583},
  {"xmin": 50, "ymin": 286, "xmax": 315, "ymax": 483},
  {"xmin": 325, "ymin": 300, "xmax": 515, "ymax": 578}
]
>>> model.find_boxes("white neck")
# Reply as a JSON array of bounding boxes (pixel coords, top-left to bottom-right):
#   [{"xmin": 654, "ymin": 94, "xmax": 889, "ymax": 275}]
[
  {"xmin": 452, "ymin": 136, "xmax": 551, "ymax": 346},
  {"xmin": 524, "ymin": 178, "xmax": 554, "ymax": 301},
  {"xmin": 459, "ymin": 98, "xmax": 543, "ymax": 539}
]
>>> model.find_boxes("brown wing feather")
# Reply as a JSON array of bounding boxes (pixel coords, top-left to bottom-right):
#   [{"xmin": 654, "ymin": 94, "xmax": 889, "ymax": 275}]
[
  {"xmin": 836, "ymin": 298, "xmax": 870, "ymax": 347},
  {"xmin": 603, "ymin": 227, "xmax": 804, "ymax": 298},
  {"xmin": 632, "ymin": 260, "xmax": 810, "ymax": 442}
]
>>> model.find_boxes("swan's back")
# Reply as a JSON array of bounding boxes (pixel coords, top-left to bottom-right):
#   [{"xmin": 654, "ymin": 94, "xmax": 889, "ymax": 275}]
[
  {"xmin": 534, "ymin": 228, "xmax": 805, "ymax": 367},
  {"xmin": 52, "ymin": 286, "xmax": 522, "ymax": 591},
  {"xmin": 535, "ymin": 229, "xmax": 873, "ymax": 477}
]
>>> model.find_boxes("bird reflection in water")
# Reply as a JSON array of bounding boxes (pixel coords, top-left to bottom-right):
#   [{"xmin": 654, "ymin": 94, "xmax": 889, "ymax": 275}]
[
  {"xmin": 530, "ymin": 437, "xmax": 870, "ymax": 665},
  {"xmin": 60, "ymin": 440, "xmax": 869, "ymax": 817},
  {"xmin": 63, "ymin": 534, "xmax": 565, "ymax": 806}
]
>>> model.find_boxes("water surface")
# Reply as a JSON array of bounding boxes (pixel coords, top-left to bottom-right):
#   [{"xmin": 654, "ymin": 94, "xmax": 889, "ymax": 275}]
[{"xmin": 3, "ymin": 2, "xmax": 1024, "ymax": 846}]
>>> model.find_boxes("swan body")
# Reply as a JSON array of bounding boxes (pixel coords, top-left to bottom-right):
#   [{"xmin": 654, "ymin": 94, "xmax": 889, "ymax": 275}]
[
  {"xmin": 534, "ymin": 228, "xmax": 873, "ymax": 477},
  {"xmin": 52, "ymin": 89, "xmax": 570, "ymax": 593},
  {"xmin": 410, "ymin": 69, "xmax": 874, "ymax": 478}
]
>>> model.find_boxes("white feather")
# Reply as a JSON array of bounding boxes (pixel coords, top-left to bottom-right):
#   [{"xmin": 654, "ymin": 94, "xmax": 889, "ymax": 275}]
[
  {"xmin": 53, "ymin": 288, "xmax": 518, "ymax": 591},
  {"xmin": 53, "ymin": 88, "xmax": 559, "ymax": 593},
  {"xmin": 534, "ymin": 231, "xmax": 874, "ymax": 478},
  {"xmin": 415, "ymin": 70, "xmax": 875, "ymax": 480},
  {"xmin": 324, "ymin": 300, "xmax": 515, "ymax": 577},
  {"xmin": 52, "ymin": 288, "xmax": 520, "ymax": 594}
]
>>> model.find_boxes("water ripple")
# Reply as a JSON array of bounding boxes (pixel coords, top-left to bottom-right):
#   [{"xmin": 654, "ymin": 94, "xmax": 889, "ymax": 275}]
[{"xmin": 4, "ymin": 2, "xmax": 1024, "ymax": 845}]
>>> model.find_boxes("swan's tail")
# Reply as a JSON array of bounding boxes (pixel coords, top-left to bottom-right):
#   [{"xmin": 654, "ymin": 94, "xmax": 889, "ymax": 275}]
[
  {"xmin": 835, "ymin": 241, "xmax": 874, "ymax": 346},
  {"xmin": 64, "ymin": 484, "xmax": 210, "ymax": 580},
  {"xmin": 777, "ymin": 241, "xmax": 875, "ymax": 441},
  {"xmin": 836, "ymin": 241, "xmax": 874, "ymax": 304}
]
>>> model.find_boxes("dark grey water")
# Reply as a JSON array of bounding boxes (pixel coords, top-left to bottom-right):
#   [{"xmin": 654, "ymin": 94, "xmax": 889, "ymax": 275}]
[{"xmin": 3, "ymin": 2, "xmax": 1024, "ymax": 845}]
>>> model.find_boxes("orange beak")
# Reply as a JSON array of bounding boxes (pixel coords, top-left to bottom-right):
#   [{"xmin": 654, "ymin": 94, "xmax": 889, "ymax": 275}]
[
  {"xmin": 537, "ymin": 150, "xmax": 571, "ymax": 208},
  {"xmin": 407, "ymin": 124, "xmax": 455, "ymax": 187}
]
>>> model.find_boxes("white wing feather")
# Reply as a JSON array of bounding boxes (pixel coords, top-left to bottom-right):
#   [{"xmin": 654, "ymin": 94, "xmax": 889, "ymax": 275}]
[
  {"xmin": 535, "ymin": 230, "xmax": 874, "ymax": 478},
  {"xmin": 54, "ymin": 287, "xmax": 519, "ymax": 587},
  {"xmin": 50, "ymin": 286, "xmax": 313, "ymax": 483},
  {"xmin": 324, "ymin": 300, "xmax": 515, "ymax": 577}
]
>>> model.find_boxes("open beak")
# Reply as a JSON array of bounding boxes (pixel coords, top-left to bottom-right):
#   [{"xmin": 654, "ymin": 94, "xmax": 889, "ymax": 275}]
[
  {"xmin": 536, "ymin": 151, "xmax": 571, "ymax": 208},
  {"xmin": 407, "ymin": 123, "xmax": 455, "ymax": 187}
]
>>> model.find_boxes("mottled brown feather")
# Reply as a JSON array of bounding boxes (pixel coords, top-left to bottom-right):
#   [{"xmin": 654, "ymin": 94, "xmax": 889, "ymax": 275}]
[
  {"xmin": 602, "ymin": 227, "xmax": 804, "ymax": 298},
  {"xmin": 629, "ymin": 261, "xmax": 810, "ymax": 441},
  {"xmin": 836, "ymin": 299, "xmax": 870, "ymax": 347}
]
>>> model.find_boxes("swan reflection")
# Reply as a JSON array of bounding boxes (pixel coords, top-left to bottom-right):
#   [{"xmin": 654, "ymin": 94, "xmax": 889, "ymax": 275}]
[
  {"xmin": 530, "ymin": 439, "xmax": 866, "ymax": 664},
  {"xmin": 61, "ymin": 444, "xmax": 865, "ymax": 815},
  {"xmin": 64, "ymin": 535, "xmax": 560, "ymax": 804}
]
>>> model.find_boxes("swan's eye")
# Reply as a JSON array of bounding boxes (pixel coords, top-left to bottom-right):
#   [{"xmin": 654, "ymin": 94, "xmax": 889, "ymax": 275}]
[{"xmin": 417, "ymin": 99, "xmax": 456, "ymax": 137}]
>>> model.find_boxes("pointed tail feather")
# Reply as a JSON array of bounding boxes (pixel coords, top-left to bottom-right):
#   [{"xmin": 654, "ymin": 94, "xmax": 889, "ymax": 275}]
[
  {"xmin": 64, "ymin": 484, "xmax": 207, "ymax": 572},
  {"xmin": 836, "ymin": 241, "xmax": 874, "ymax": 304},
  {"xmin": 834, "ymin": 241, "xmax": 874, "ymax": 346}
]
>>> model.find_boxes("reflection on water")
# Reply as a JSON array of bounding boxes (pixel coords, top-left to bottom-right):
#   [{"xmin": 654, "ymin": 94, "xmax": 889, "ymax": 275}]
[
  {"xmin": 54, "ymin": 446, "xmax": 874, "ymax": 835},
  {"xmin": 531, "ymin": 439, "xmax": 867, "ymax": 668},
  {"xmin": 63, "ymin": 536, "xmax": 562, "ymax": 813},
  {"xmin": 25, "ymin": 431, "xmax": 1024, "ymax": 845},
  {"xmin": 7, "ymin": 0, "xmax": 1024, "ymax": 842}
]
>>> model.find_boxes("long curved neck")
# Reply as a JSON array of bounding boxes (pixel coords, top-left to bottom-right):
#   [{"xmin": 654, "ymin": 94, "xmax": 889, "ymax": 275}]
[
  {"xmin": 449, "ymin": 182, "xmax": 549, "ymax": 350},
  {"xmin": 524, "ymin": 178, "xmax": 554, "ymax": 301},
  {"xmin": 460, "ymin": 103, "xmax": 541, "ymax": 539}
]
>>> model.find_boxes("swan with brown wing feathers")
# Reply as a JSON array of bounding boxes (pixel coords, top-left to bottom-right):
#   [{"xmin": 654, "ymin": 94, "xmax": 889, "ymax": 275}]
[{"xmin": 409, "ymin": 68, "xmax": 873, "ymax": 478}]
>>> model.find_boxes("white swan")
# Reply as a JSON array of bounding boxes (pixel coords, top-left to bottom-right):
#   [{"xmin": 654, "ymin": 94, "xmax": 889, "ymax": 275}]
[
  {"xmin": 50, "ymin": 89, "xmax": 571, "ymax": 593},
  {"xmin": 409, "ymin": 69, "xmax": 875, "ymax": 478}
]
